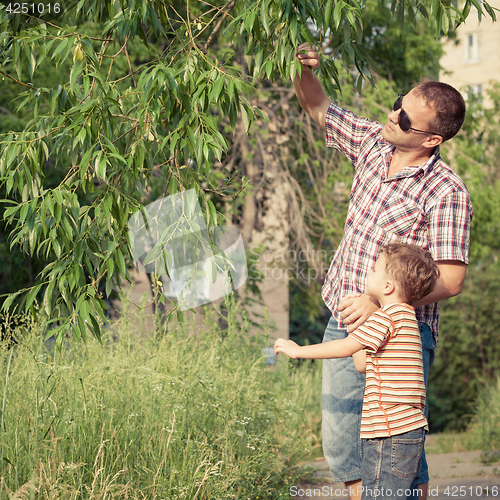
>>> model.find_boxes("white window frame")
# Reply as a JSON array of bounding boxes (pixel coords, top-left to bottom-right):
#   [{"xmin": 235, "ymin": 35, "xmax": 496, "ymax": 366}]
[{"xmin": 464, "ymin": 32, "xmax": 481, "ymax": 64}]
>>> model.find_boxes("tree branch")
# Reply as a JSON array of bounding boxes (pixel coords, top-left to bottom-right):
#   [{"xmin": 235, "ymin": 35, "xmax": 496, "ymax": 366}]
[
  {"xmin": 203, "ymin": 0, "xmax": 237, "ymax": 54},
  {"xmin": 0, "ymin": 70, "xmax": 36, "ymax": 89}
]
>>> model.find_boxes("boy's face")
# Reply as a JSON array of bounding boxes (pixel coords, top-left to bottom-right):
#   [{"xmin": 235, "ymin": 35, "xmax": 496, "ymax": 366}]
[{"xmin": 366, "ymin": 254, "xmax": 390, "ymax": 300}]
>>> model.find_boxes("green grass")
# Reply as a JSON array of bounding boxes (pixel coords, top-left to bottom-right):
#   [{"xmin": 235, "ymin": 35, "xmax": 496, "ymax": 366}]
[
  {"xmin": 427, "ymin": 376, "xmax": 500, "ymax": 455},
  {"xmin": 0, "ymin": 297, "xmax": 322, "ymax": 499}
]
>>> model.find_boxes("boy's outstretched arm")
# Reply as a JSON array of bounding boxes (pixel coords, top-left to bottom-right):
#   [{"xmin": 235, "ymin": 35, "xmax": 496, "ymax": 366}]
[{"xmin": 274, "ymin": 336, "xmax": 364, "ymax": 360}]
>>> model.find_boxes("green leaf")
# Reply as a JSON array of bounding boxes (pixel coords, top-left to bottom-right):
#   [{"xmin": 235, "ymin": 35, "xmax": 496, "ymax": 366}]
[
  {"xmin": 324, "ymin": 0, "xmax": 334, "ymax": 29},
  {"xmin": 3, "ymin": 205, "xmax": 20, "ymax": 220},
  {"xmin": 45, "ymin": 193, "xmax": 55, "ymax": 218},
  {"xmin": 207, "ymin": 199, "xmax": 217, "ymax": 227},
  {"xmin": 44, "ymin": 278, "xmax": 56, "ymax": 315},
  {"xmin": 227, "ymin": 79, "xmax": 235, "ymax": 101},
  {"xmin": 24, "ymin": 284, "xmax": 42, "ymax": 311},
  {"xmin": 470, "ymin": 0, "xmax": 483, "ymax": 13},
  {"xmin": 229, "ymin": 103, "xmax": 238, "ymax": 129},
  {"xmin": 77, "ymin": 315, "xmax": 86, "ymax": 341},
  {"xmin": 356, "ymin": 74, "xmax": 363, "ymax": 95},
  {"xmin": 53, "ymin": 189, "xmax": 63, "ymax": 207},
  {"xmin": 289, "ymin": 16, "xmax": 298, "ymax": 47},
  {"xmin": 211, "ymin": 76, "xmax": 224, "ymax": 102},
  {"xmin": 241, "ymin": 105, "xmax": 250, "ymax": 133},
  {"xmin": 260, "ymin": 0, "xmax": 270, "ymax": 36},
  {"xmin": 105, "ymin": 276, "xmax": 114, "ymax": 298},
  {"xmin": 442, "ymin": 11, "xmax": 450, "ymax": 34},
  {"xmin": 55, "ymin": 327, "xmax": 66, "ymax": 350},
  {"xmin": 116, "ymin": 248, "xmax": 126, "ymax": 276},
  {"xmin": 70, "ymin": 61, "xmax": 84, "ymax": 92},
  {"xmin": 2, "ymin": 291, "xmax": 22, "ymax": 312},
  {"xmin": 19, "ymin": 203, "xmax": 29, "ymax": 225},
  {"xmin": 13, "ymin": 41, "xmax": 22, "ymax": 80},
  {"xmin": 89, "ymin": 313, "xmax": 101, "ymax": 341},
  {"xmin": 52, "ymin": 38, "xmax": 69, "ymax": 62},
  {"xmin": 483, "ymin": 1, "xmax": 496, "ymax": 21},
  {"xmin": 265, "ymin": 59, "xmax": 274, "ymax": 80},
  {"xmin": 346, "ymin": 9, "xmax": 356, "ymax": 27},
  {"xmin": 6, "ymin": 143, "xmax": 19, "ymax": 170},
  {"xmin": 254, "ymin": 46, "xmax": 264, "ymax": 80},
  {"xmin": 107, "ymin": 257, "xmax": 115, "ymax": 277},
  {"xmin": 41, "ymin": 140, "xmax": 49, "ymax": 162},
  {"xmin": 24, "ymin": 43, "xmax": 37, "ymax": 80},
  {"xmin": 333, "ymin": 1, "xmax": 344, "ymax": 28},
  {"xmin": 96, "ymin": 154, "xmax": 107, "ymax": 181}
]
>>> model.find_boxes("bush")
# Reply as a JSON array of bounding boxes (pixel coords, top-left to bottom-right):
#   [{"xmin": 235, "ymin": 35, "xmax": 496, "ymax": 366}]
[
  {"xmin": 428, "ymin": 259, "xmax": 500, "ymax": 432},
  {"xmin": 425, "ymin": 376, "xmax": 500, "ymax": 454},
  {"xmin": 0, "ymin": 297, "xmax": 322, "ymax": 499},
  {"xmin": 464, "ymin": 376, "xmax": 500, "ymax": 452}
]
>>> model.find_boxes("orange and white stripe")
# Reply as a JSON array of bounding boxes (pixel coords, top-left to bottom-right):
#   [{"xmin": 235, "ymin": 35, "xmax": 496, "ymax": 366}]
[{"xmin": 350, "ymin": 303, "xmax": 427, "ymax": 439}]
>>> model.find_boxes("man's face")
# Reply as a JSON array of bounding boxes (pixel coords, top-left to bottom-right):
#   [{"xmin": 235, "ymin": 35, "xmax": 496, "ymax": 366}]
[{"xmin": 381, "ymin": 90, "xmax": 439, "ymax": 149}]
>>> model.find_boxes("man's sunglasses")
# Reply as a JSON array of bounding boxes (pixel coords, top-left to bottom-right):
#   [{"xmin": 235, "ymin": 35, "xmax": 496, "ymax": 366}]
[{"xmin": 393, "ymin": 94, "xmax": 442, "ymax": 137}]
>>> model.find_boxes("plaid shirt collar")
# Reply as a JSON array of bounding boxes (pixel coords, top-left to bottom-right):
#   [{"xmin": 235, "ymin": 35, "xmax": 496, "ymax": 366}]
[{"xmin": 381, "ymin": 142, "xmax": 442, "ymax": 181}]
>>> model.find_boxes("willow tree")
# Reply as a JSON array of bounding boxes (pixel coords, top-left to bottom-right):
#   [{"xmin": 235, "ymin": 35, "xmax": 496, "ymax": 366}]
[{"xmin": 0, "ymin": 0, "xmax": 494, "ymax": 345}]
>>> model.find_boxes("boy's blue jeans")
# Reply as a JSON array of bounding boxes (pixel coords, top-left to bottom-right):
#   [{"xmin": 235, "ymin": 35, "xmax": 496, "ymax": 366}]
[
  {"xmin": 322, "ymin": 317, "xmax": 435, "ymax": 486},
  {"xmin": 361, "ymin": 427, "xmax": 425, "ymax": 500}
]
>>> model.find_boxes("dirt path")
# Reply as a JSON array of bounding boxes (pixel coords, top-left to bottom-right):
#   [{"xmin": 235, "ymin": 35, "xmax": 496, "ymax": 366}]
[{"xmin": 292, "ymin": 436, "xmax": 500, "ymax": 499}]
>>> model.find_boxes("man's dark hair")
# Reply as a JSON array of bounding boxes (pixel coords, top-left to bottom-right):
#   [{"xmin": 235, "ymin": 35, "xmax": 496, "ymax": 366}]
[
  {"xmin": 413, "ymin": 80, "xmax": 466, "ymax": 142},
  {"xmin": 379, "ymin": 242, "xmax": 440, "ymax": 304}
]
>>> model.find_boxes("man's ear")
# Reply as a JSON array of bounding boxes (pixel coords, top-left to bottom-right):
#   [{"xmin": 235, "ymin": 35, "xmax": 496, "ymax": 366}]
[{"xmin": 423, "ymin": 134, "xmax": 443, "ymax": 149}]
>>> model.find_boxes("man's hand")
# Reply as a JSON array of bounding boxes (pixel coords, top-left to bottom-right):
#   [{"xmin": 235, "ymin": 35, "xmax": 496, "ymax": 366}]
[
  {"xmin": 274, "ymin": 338, "xmax": 302, "ymax": 359},
  {"xmin": 297, "ymin": 42, "xmax": 320, "ymax": 70},
  {"xmin": 338, "ymin": 293, "xmax": 380, "ymax": 333}
]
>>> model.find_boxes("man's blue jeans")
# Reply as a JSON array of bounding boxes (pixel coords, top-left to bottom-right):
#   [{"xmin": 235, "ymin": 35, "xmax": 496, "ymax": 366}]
[{"xmin": 322, "ymin": 317, "xmax": 435, "ymax": 484}]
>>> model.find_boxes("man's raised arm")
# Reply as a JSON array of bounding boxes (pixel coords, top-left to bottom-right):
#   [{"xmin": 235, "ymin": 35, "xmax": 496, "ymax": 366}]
[{"xmin": 294, "ymin": 43, "xmax": 331, "ymax": 131}]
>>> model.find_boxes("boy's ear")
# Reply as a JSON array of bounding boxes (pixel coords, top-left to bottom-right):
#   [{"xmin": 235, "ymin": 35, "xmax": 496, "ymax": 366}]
[{"xmin": 383, "ymin": 279, "xmax": 396, "ymax": 295}]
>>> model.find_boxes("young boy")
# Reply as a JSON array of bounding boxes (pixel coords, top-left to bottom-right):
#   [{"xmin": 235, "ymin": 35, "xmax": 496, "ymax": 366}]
[{"xmin": 274, "ymin": 242, "xmax": 440, "ymax": 500}]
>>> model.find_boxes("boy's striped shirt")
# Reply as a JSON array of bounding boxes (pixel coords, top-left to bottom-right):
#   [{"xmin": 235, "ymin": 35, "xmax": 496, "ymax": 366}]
[{"xmin": 350, "ymin": 302, "xmax": 427, "ymax": 439}]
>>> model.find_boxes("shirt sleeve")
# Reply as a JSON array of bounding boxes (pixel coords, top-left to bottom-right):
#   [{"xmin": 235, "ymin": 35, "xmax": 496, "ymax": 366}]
[
  {"xmin": 426, "ymin": 190, "xmax": 473, "ymax": 264},
  {"xmin": 325, "ymin": 102, "xmax": 378, "ymax": 167},
  {"xmin": 349, "ymin": 310, "xmax": 394, "ymax": 353}
]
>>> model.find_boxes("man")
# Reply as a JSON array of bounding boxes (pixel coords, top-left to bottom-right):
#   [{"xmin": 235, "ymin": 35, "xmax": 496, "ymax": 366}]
[{"xmin": 293, "ymin": 43, "xmax": 473, "ymax": 500}]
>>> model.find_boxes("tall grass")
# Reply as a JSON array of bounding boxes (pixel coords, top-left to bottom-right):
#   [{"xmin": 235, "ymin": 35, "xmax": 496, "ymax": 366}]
[
  {"xmin": 0, "ymin": 297, "xmax": 322, "ymax": 499},
  {"xmin": 426, "ymin": 376, "xmax": 500, "ymax": 454},
  {"xmin": 463, "ymin": 376, "xmax": 500, "ymax": 451}
]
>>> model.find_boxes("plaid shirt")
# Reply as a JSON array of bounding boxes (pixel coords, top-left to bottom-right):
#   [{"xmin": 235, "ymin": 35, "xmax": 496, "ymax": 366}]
[{"xmin": 322, "ymin": 103, "xmax": 473, "ymax": 339}]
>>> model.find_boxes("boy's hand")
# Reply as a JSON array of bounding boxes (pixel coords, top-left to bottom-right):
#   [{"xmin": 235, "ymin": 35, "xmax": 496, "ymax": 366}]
[
  {"xmin": 297, "ymin": 42, "xmax": 320, "ymax": 70},
  {"xmin": 274, "ymin": 338, "xmax": 302, "ymax": 359}
]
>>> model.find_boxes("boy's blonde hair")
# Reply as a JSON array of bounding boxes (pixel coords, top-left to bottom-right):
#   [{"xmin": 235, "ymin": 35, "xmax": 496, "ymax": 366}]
[{"xmin": 379, "ymin": 243, "xmax": 440, "ymax": 304}]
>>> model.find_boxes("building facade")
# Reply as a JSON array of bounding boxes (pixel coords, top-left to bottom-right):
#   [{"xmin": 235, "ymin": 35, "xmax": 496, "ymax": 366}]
[{"xmin": 440, "ymin": 1, "xmax": 500, "ymax": 106}]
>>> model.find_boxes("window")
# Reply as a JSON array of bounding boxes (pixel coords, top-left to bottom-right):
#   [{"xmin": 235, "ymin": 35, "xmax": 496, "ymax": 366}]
[
  {"xmin": 467, "ymin": 84, "xmax": 483, "ymax": 103},
  {"xmin": 465, "ymin": 33, "xmax": 481, "ymax": 63}
]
